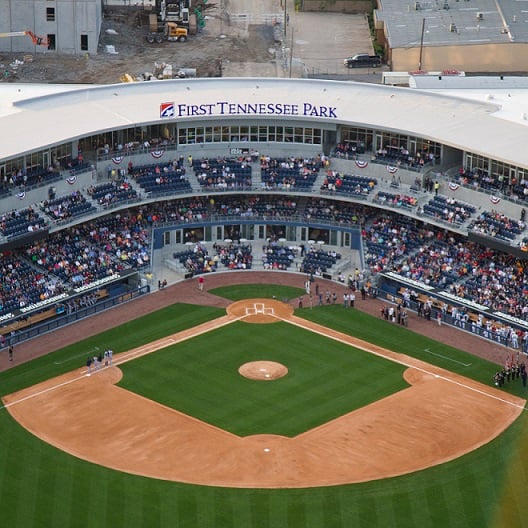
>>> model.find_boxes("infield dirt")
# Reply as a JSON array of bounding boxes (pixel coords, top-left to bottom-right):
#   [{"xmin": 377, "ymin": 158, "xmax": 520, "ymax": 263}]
[{"xmin": 3, "ymin": 297, "xmax": 524, "ymax": 488}]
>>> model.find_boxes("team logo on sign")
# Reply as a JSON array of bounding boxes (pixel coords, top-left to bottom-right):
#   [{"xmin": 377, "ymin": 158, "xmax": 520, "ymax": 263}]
[{"xmin": 160, "ymin": 102, "xmax": 175, "ymax": 118}]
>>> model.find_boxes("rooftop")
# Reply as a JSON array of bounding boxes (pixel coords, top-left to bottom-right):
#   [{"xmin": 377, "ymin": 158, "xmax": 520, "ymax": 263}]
[{"xmin": 376, "ymin": 0, "xmax": 526, "ymax": 48}]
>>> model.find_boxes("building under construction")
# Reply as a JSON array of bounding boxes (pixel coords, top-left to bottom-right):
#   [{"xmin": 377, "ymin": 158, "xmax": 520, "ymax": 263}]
[{"xmin": 0, "ymin": 0, "xmax": 102, "ymax": 55}]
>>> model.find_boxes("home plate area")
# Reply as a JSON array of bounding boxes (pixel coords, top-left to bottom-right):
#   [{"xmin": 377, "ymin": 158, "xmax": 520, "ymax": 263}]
[{"xmin": 227, "ymin": 298, "xmax": 294, "ymax": 323}]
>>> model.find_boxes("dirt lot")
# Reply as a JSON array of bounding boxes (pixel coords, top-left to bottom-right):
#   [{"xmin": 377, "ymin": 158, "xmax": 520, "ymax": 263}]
[
  {"xmin": 0, "ymin": 1, "xmax": 377, "ymax": 84},
  {"xmin": 0, "ymin": 5, "xmax": 277, "ymax": 84}
]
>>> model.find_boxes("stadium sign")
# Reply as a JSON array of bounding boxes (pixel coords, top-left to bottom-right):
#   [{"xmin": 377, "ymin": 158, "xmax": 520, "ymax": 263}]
[{"xmin": 160, "ymin": 101, "xmax": 338, "ymax": 119}]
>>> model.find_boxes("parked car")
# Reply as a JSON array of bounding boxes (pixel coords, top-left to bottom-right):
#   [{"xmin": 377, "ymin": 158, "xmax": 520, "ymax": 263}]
[{"xmin": 344, "ymin": 54, "xmax": 382, "ymax": 68}]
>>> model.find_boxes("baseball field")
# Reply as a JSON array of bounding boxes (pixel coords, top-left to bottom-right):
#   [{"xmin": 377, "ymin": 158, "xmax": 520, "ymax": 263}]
[{"xmin": 1, "ymin": 280, "xmax": 527, "ymax": 528}]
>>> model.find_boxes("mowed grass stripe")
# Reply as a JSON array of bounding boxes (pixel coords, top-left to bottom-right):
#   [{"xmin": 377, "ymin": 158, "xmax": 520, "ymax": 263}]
[
  {"xmin": 118, "ymin": 321, "xmax": 407, "ymax": 436},
  {"xmin": 0, "ymin": 289, "xmax": 526, "ymax": 527}
]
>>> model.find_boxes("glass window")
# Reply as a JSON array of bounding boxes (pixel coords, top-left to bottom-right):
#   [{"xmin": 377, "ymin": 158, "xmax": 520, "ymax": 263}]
[
  {"xmin": 240, "ymin": 126, "xmax": 249, "ymax": 142},
  {"xmin": 46, "ymin": 7, "xmax": 55, "ymax": 21},
  {"xmin": 178, "ymin": 129, "xmax": 187, "ymax": 145},
  {"xmin": 230, "ymin": 126, "xmax": 239, "ymax": 142},
  {"xmin": 294, "ymin": 127, "xmax": 303, "ymax": 143}
]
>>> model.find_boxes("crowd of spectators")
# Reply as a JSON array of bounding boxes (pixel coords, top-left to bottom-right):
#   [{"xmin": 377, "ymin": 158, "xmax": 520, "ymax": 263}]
[
  {"xmin": 174, "ymin": 241, "xmax": 253, "ymax": 273},
  {"xmin": 95, "ymin": 136, "xmax": 177, "ymax": 158},
  {"xmin": 468, "ymin": 210, "xmax": 526, "ymax": 241},
  {"xmin": 373, "ymin": 191, "xmax": 418, "ymax": 209},
  {"xmin": 304, "ymin": 198, "xmax": 372, "ymax": 225},
  {"xmin": 320, "ymin": 171, "xmax": 377, "ymax": 197},
  {"xmin": 129, "ymin": 160, "xmax": 191, "ymax": 196},
  {"xmin": 193, "ymin": 157, "xmax": 252, "ymax": 189},
  {"xmin": 260, "ymin": 155, "xmax": 324, "ymax": 190},
  {"xmin": 333, "ymin": 141, "xmax": 366, "ymax": 158},
  {"xmin": 1, "ymin": 188, "xmax": 528, "ymax": 337},
  {"xmin": 40, "ymin": 190, "xmax": 96, "ymax": 222},
  {"xmin": 174, "ymin": 242, "xmax": 217, "ymax": 275},
  {"xmin": 365, "ymin": 211, "xmax": 528, "ymax": 320},
  {"xmin": 213, "ymin": 242, "xmax": 253, "ymax": 270},
  {"xmin": 422, "ymin": 195, "xmax": 474, "ymax": 224},
  {"xmin": 455, "ymin": 166, "xmax": 528, "ymax": 204},
  {"xmin": 300, "ymin": 247, "xmax": 341, "ymax": 276},
  {"xmin": 24, "ymin": 210, "xmax": 150, "ymax": 287},
  {"xmin": 0, "ymin": 253, "xmax": 65, "ymax": 316},
  {"xmin": 0, "ymin": 207, "xmax": 46, "ymax": 238},
  {"xmin": 373, "ymin": 145, "xmax": 436, "ymax": 171},
  {"xmin": 261, "ymin": 243, "xmax": 295, "ymax": 270},
  {"xmin": 87, "ymin": 180, "xmax": 138, "ymax": 207}
]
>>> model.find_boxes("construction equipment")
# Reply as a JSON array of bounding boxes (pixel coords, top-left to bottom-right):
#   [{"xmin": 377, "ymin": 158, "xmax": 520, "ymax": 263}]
[
  {"xmin": 146, "ymin": 22, "xmax": 188, "ymax": 43},
  {"xmin": 0, "ymin": 30, "xmax": 48, "ymax": 47},
  {"xmin": 149, "ymin": 1, "xmax": 215, "ymax": 36}
]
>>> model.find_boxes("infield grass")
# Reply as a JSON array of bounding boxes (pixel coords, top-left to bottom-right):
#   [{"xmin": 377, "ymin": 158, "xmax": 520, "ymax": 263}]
[
  {"xmin": 0, "ymin": 290, "xmax": 527, "ymax": 528},
  {"xmin": 117, "ymin": 321, "xmax": 408, "ymax": 436}
]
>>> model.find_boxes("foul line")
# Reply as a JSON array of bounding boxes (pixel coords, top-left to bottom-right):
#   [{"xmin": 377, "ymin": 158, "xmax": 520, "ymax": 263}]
[
  {"xmin": 54, "ymin": 348, "xmax": 100, "ymax": 365},
  {"xmin": 423, "ymin": 348, "xmax": 472, "ymax": 367},
  {"xmin": 283, "ymin": 315, "xmax": 527, "ymax": 412},
  {"xmin": 1, "ymin": 314, "xmax": 244, "ymax": 412},
  {"xmin": 2, "ymin": 303, "xmax": 525, "ymax": 414}
]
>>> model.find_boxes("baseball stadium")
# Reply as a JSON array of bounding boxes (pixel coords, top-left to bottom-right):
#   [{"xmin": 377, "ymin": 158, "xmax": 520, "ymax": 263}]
[{"xmin": 1, "ymin": 77, "xmax": 528, "ymax": 527}]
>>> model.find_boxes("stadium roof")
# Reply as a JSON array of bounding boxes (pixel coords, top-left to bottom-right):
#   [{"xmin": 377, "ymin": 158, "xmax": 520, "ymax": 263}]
[
  {"xmin": 376, "ymin": 0, "xmax": 526, "ymax": 49},
  {"xmin": 1, "ymin": 77, "xmax": 528, "ymax": 169}
]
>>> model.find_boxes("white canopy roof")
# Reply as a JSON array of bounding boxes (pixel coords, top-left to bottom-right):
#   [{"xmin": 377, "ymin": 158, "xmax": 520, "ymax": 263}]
[{"xmin": 1, "ymin": 78, "xmax": 527, "ymax": 168}]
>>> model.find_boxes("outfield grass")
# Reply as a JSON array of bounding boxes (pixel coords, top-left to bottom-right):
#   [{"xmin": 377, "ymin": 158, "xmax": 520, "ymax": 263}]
[{"xmin": 0, "ymin": 290, "xmax": 527, "ymax": 528}]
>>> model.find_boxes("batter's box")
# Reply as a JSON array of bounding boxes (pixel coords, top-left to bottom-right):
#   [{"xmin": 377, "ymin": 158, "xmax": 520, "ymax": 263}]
[{"xmin": 246, "ymin": 303, "xmax": 275, "ymax": 316}]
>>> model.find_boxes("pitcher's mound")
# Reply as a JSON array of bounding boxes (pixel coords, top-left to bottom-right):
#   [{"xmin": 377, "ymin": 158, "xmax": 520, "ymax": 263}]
[{"xmin": 239, "ymin": 361, "xmax": 288, "ymax": 381}]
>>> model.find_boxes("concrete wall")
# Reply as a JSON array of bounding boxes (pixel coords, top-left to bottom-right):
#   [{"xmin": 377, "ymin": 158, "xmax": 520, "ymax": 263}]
[
  {"xmin": 0, "ymin": 0, "xmax": 101, "ymax": 55},
  {"xmin": 391, "ymin": 42, "xmax": 528, "ymax": 74},
  {"xmin": 301, "ymin": 1, "xmax": 372, "ymax": 13}
]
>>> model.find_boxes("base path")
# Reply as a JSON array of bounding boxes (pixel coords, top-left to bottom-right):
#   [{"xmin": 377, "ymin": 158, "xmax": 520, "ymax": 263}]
[{"xmin": 3, "ymin": 299, "xmax": 525, "ymax": 488}]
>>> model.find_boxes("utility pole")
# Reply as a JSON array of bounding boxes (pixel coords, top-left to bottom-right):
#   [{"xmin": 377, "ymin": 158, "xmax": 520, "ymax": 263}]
[
  {"xmin": 283, "ymin": 0, "xmax": 287, "ymax": 41},
  {"xmin": 418, "ymin": 17, "xmax": 426, "ymax": 71}
]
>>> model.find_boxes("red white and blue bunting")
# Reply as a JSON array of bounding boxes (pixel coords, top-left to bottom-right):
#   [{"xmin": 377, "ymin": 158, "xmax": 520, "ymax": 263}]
[
  {"xmin": 111, "ymin": 156, "xmax": 124, "ymax": 165},
  {"xmin": 448, "ymin": 182, "xmax": 460, "ymax": 191},
  {"xmin": 66, "ymin": 175, "xmax": 77, "ymax": 185},
  {"xmin": 151, "ymin": 150, "xmax": 165, "ymax": 159},
  {"xmin": 16, "ymin": 191, "xmax": 26, "ymax": 200},
  {"xmin": 490, "ymin": 195, "xmax": 501, "ymax": 205},
  {"xmin": 386, "ymin": 165, "xmax": 398, "ymax": 174},
  {"xmin": 355, "ymin": 159, "xmax": 368, "ymax": 169}
]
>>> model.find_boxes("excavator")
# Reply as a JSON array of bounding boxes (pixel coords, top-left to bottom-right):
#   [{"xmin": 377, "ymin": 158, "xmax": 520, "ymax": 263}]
[{"xmin": 0, "ymin": 30, "xmax": 49, "ymax": 47}]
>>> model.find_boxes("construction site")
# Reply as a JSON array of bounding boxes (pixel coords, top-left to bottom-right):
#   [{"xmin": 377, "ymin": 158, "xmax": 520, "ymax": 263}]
[{"xmin": 0, "ymin": 0, "xmax": 372, "ymax": 84}]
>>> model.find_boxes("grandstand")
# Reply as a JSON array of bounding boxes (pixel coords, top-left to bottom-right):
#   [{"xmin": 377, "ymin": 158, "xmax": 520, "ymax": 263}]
[{"xmin": 1, "ymin": 78, "xmax": 528, "ymax": 351}]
